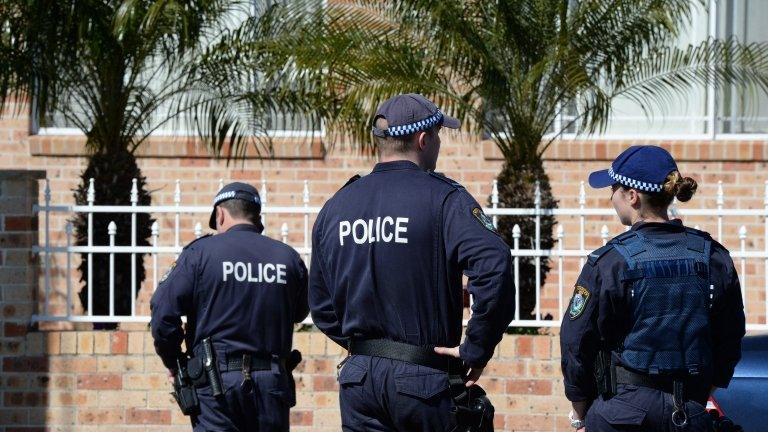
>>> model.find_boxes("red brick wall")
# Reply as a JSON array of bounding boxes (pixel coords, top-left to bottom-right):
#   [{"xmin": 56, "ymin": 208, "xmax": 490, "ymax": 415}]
[{"xmin": 1, "ymin": 107, "xmax": 767, "ymax": 430}]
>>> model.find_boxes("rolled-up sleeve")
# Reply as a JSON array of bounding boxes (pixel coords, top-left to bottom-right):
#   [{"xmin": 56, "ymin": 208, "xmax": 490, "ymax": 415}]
[{"xmin": 444, "ymin": 190, "xmax": 515, "ymax": 368}]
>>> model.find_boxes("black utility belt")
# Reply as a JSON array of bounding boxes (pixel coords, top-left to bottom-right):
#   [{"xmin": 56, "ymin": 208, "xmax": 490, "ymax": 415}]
[
  {"xmin": 187, "ymin": 353, "xmax": 279, "ymax": 387},
  {"xmin": 348, "ymin": 338, "xmax": 465, "ymax": 374},
  {"xmin": 615, "ymin": 366, "xmax": 707, "ymax": 399}
]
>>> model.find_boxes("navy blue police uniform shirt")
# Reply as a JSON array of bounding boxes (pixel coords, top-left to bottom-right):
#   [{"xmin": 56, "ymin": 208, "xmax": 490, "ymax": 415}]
[
  {"xmin": 309, "ymin": 160, "xmax": 515, "ymax": 368},
  {"xmin": 150, "ymin": 224, "xmax": 309, "ymax": 370},
  {"xmin": 560, "ymin": 220, "xmax": 745, "ymax": 402}
]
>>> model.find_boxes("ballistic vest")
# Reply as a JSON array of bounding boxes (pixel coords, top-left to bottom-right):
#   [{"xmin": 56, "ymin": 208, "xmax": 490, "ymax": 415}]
[{"xmin": 610, "ymin": 228, "xmax": 713, "ymax": 376}]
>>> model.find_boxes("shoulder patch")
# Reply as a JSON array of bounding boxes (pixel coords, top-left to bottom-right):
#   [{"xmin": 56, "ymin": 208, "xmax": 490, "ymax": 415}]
[
  {"xmin": 183, "ymin": 233, "xmax": 212, "ymax": 250},
  {"xmin": 471, "ymin": 207, "xmax": 497, "ymax": 233},
  {"xmin": 428, "ymin": 171, "xmax": 464, "ymax": 189},
  {"xmin": 159, "ymin": 261, "xmax": 177, "ymax": 284},
  {"xmin": 340, "ymin": 174, "xmax": 361, "ymax": 190},
  {"xmin": 568, "ymin": 285, "xmax": 591, "ymax": 320},
  {"xmin": 587, "ymin": 244, "xmax": 614, "ymax": 266}
]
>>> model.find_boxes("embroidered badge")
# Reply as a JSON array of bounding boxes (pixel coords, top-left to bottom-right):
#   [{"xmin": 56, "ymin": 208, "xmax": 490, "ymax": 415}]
[
  {"xmin": 159, "ymin": 261, "xmax": 176, "ymax": 284},
  {"xmin": 471, "ymin": 207, "xmax": 496, "ymax": 232},
  {"xmin": 568, "ymin": 285, "xmax": 590, "ymax": 320}
]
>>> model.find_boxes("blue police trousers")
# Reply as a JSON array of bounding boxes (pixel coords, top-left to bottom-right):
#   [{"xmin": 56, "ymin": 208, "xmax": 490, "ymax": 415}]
[
  {"xmin": 586, "ymin": 384, "xmax": 713, "ymax": 432},
  {"xmin": 193, "ymin": 367, "xmax": 294, "ymax": 432},
  {"xmin": 337, "ymin": 355, "xmax": 457, "ymax": 431}
]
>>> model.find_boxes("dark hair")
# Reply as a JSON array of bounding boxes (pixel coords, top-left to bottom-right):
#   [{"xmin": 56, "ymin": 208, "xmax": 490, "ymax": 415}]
[
  {"xmin": 219, "ymin": 199, "xmax": 262, "ymax": 226},
  {"xmin": 635, "ymin": 170, "xmax": 698, "ymax": 208},
  {"xmin": 373, "ymin": 116, "xmax": 438, "ymax": 154}
]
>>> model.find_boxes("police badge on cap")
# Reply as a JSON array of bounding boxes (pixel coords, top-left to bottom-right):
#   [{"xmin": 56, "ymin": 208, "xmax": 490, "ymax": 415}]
[{"xmin": 209, "ymin": 182, "xmax": 263, "ymax": 230}]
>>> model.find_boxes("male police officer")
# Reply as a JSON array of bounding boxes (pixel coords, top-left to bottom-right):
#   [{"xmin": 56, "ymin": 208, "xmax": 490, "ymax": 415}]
[
  {"xmin": 151, "ymin": 182, "xmax": 309, "ymax": 431},
  {"xmin": 309, "ymin": 93, "xmax": 515, "ymax": 431}
]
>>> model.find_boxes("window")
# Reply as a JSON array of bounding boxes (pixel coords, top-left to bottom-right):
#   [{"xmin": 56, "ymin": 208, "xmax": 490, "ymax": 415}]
[
  {"xmin": 36, "ymin": 0, "xmax": 322, "ymax": 138},
  {"xmin": 716, "ymin": 0, "xmax": 768, "ymax": 134}
]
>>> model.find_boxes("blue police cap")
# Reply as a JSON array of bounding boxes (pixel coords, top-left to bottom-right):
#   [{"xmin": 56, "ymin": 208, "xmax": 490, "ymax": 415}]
[
  {"xmin": 588, "ymin": 145, "xmax": 678, "ymax": 193},
  {"xmin": 209, "ymin": 182, "xmax": 262, "ymax": 229},
  {"xmin": 371, "ymin": 93, "xmax": 460, "ymax": 138}
]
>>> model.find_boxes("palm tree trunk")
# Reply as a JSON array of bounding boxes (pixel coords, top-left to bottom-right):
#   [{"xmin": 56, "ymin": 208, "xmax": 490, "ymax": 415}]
[{"xmin": 493, "ymin": 152, "xmax": 558, "ymax": 326}]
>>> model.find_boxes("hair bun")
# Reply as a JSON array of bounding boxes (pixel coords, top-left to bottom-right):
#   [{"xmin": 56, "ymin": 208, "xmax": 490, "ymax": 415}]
[{"xmin": 675, "ymin": 176, "xmax": 698, "ymax": 202}]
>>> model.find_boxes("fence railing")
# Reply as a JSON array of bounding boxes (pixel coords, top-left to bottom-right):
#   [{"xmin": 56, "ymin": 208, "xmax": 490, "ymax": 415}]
[{"xmin": 32, "ymin": 178, "xmax": 768, "ymax": 331}]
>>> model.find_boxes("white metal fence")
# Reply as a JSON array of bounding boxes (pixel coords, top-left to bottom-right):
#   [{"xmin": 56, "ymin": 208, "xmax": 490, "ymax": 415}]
[{"xmin": 31, "ymin": 178, "xmax": 768, "ymax": 331}]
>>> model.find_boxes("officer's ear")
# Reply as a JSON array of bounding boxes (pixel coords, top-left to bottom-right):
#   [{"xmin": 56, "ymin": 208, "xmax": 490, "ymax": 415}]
[
  {"xmin": 415, "ymin": 131, "xmax": 428, "ymax": 151},
  {"xmin": 628, "ymin": 188, "xmax": 641, "ymax": 207},
  {"xmin": 216, "ymin": 206, "xmax": 226, "ymax": 228}
]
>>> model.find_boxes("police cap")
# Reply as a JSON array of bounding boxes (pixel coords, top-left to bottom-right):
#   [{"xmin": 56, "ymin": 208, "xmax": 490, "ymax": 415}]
[
  {"xmin": 588, "ymin": 145, "xmax": 678, "ymax": 193},
  {"xmin": 371, "ymin": 93, "xmax": 460, "ymax": 138},
  {"xmin": 209, "ymin": 182, "xmax": 262, "ymax": 229}
]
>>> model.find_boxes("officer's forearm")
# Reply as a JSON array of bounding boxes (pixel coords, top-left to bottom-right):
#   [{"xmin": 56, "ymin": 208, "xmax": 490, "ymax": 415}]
[{"xmin": 571, "ymin": 400, "xmax": 589, "ymax": 419}]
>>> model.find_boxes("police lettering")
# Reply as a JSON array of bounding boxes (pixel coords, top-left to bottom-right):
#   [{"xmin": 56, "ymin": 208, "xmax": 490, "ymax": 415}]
[
  {"xmin": 222, "ymin": 261, "xmax": 287, "ymax": 284},
  {"xmin": 338, "ymin": 217, "xmax": 409, "ymax": 246}
]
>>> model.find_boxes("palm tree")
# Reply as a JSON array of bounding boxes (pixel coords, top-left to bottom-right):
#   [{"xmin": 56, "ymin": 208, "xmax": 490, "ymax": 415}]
[
  {"xmin": 0, "ymin": 0, "xmax": 321, "ymax": 326},
  {"xmin": 214, "ymin": 0, "xmax": 768, "ymax": 321}
]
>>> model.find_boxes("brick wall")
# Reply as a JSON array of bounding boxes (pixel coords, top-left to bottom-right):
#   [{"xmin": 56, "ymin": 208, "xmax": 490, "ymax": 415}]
[
  {"xmin": 0, "ymin": 108, "xmax": 767, "ymax": 430},
  {"xmin": 4, "ymin": 330, "xmax": 572, "ymax": 431}
]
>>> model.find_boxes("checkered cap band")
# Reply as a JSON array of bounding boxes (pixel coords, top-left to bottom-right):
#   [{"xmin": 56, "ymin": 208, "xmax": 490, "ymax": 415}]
[
  {"xmin": 608, "ymin": 168, "xmax": 663, "ymax": 192},
  {"xmin": 387, "ymin": 110, "xmax": 444, "ymax": 137}
]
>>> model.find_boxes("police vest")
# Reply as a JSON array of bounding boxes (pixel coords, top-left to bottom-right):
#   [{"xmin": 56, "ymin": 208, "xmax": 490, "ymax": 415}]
[{"xmin": 610, "ymin": 228, "xmax": 713, "ymax": 376}]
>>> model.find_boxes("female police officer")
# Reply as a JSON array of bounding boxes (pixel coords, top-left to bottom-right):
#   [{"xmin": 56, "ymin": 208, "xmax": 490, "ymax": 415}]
[{"xmin": 560, "ymin": 145, "xmax": 745, "ymax": 432}]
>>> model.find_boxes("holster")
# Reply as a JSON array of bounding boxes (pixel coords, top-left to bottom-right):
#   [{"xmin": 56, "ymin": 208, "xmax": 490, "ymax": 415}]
[
  {"xmin": 450, "ymin": 380, "xmax": 495, "ymax": 432},
  {"xmin": 172, "ymin": 357, "xmax": 200, "ymax": 416},
  {"xmin": 595, "ymin": 350, "xmax": 617, "ymax": 399}
]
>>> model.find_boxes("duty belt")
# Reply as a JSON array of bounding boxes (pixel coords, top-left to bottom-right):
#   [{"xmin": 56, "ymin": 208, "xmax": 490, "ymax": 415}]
[
  {"xmin": 348, "ymin": 338, "xmax": 464, "ymax": 373},
  {"xmin": 615, "ymin": 366, "xmax": 708, "ymax": 402},
  {"xmin": 222, "ymin": 353, "xmax": 284, "ymax": 372}
]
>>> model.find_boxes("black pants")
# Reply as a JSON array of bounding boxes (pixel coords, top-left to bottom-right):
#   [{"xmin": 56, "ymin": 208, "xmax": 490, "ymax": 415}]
[
  {"xmin": 338, "ymin": 355, "xmax": 457, "ymax": 431},
  {"xmin": 586, "ymin": 384, "xmax": 713, "ymax": 432},
  {"xmin": 193, "ymin": 366, "xmax": 294, "ymax": 432}
]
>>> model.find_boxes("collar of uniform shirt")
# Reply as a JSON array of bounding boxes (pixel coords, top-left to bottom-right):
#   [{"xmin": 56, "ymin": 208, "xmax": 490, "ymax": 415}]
[
  {"xmin": 226, "ymin": 223, "xmax": 262, "ymax": 233},
  {"xmin": 630, "ymin": 219, "xmax": 684, "ymax": 234},
  {"xmin": 372, "ymin": 160, "xmax": 421, "ymax": 172}
]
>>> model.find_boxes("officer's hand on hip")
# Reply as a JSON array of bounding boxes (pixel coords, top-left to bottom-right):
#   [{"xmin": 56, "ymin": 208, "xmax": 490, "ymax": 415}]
[{"xmin": 433, "ymin": 346, "xmax": 484, "ymax": 387}]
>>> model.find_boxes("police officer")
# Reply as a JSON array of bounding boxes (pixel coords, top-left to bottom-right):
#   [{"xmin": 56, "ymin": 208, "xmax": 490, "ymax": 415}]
[
  {"xmin": 560, "ymin": 145, "xmax": 745, "ymax": 432},
  {"xmin": 309, "ymin": 93, "xmax": 515, "ymax": 431},
  {"xmin": 150, "ymin": 182, "xmax": 309, "ymax": 431}
]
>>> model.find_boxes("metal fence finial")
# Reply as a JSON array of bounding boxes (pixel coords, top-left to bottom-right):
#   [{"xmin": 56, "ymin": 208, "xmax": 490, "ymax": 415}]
[
  {"xmin": 130, "ymin": 178, "xmax": 138, "ymax": 204},
  {"xmin": 44, "ymin": 178, "xmax": 51, "ymax": 203},
  {"xmin": 219, "ymin": 178, "xmax": 224, "ymax": 190},
  {"xmin": 601, "ymin": 225, "xmax": 610, "ymax": 246},
  {"xmin": 174, "ymin": 179, "xmax": 181, "ymax": 205},
  {"xmin": 151, "ymin": 221, "xmax": 159, "ymax": 237},
  {"xmin": 303, "ymin": 180, "xmax": 310, "ymax": 205},
  {"xmin": 717, "ymin": 181, "xmax": 724, "ymax": 206},
  {"xmin": 281, "ymin": 223, "xmax": 289, "ymax": 243},
  {"xmin": 556, "ymin": 224, "xmax": 564, "ymax": 239},
  {"xmin": 261, "ymin": 178, "xmax": 268, "ymax": 204},
  {"xmin": 108, "ymin": 221, "xmax": 117, "ymax": 236},
  {"xmin": 87, "ymin": 178, "xmax": 95, "ymax": 204},
  {"xmin": 534, "ymin": 180, "xmax": 541, "ymax": 207},
  {"xmin": 491, "ymin": 180, "xmax": 499, "ymax": 206},
  {"xmin": 579, "ymin": 181, "xmax": 586, "ymax": 206},
  {"xmin": 194, "ymin": 222, "xmax": 202, "ymax": 239},
  {"xmin": 512, "ymin": 224, "xmax": 521, "ymax": 238}
]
